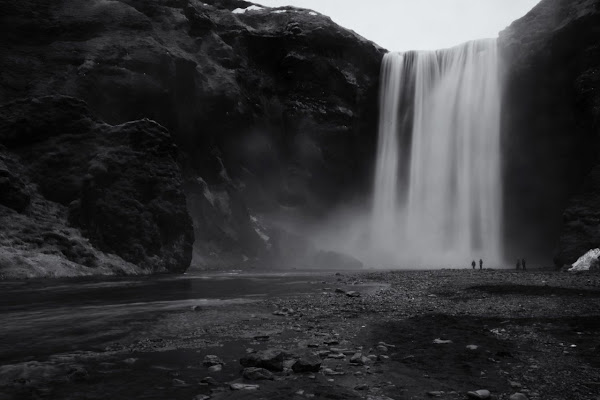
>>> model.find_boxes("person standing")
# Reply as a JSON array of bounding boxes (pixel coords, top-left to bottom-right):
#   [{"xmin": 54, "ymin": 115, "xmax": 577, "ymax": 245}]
[
  {"xmin": 472, "ymin": 260, "xmax": 476, "ymax": 269},
  {"xmin": 479, "ymin": 259, "xmax": 483, "ymax": 270},
  {"xmin": 522, "ymin": 258, "xmax": 526, "ymax": 271}
]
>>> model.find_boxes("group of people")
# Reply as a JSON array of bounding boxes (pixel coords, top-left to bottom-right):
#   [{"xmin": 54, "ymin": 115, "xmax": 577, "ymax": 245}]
[
  {"xmin": 469, "ymin": 258, "xmax": 527, "ymax": 270},
  {"xmin": 471, "ymin": 259, "xmax": 483, "ymax": 270}
]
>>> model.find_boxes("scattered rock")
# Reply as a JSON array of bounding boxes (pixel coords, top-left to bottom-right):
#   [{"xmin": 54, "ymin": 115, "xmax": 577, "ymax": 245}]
[
  {"xmin": 466, "ymin": 345, "xmax": 479, "ymax": 350},
  {"xmin": 346, "ymin": 291, "xmax": 361, "ymax": 298},
  {"xmin": 354, "ymin": 384, "xmax": 369, "ymax": 390},
  {"xmin": 509, "ymin": 381, "xmax": 522, "ymax": 389},
  {"xmin": 327, "ymin": 353, "xmax": 345, "ymax": 359},
  {"xmin": 433, "ymin": 339, "xmax": 453, "ymax": 344},
  {"xmin": 242, "ymin": 367, "xmax": 274, "ymax": 381},
  {"xmin": 376, "ymin": 345, "xmax": 388, "ymax": 352},
  {"xmin": 467, "ymin": 389, "xmax": 491, "ymax": 399},
  {"xmin": 335, "ymin": 288, "xmax": 346, "ymax": 294},
  {"xmin": 272, "ymin": 307, "xmax": 295, "ymax": 316},
  {"xmin": 192, "ymin": 395, "xmax": 211, "ymax": 400}
]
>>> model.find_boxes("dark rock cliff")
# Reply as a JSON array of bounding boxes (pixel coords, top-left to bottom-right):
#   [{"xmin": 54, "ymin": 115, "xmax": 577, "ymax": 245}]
[
  {"xmin": 0, "ymin": 96, "xmax": 193, "ymax": 277},
  {"xmin": 499, "ymin": 0, "xmax": 600, "ymax": 266},
  {"xmin": 0, "ymin": 0, "xmax": 384, "ymax": 273}
]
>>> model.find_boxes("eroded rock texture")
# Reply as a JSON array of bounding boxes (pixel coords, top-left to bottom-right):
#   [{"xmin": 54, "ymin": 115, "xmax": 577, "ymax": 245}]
[
  {"xmin": 0, "ymin": 0, "xmax": 384, "ymax": 271},
  {"xmin": 499, "ymin": 0, "xmax": 600, "ymax": 265},
  {"xmin": 0, "ymin": 96, "xmax": 193, "ymax": 278}
]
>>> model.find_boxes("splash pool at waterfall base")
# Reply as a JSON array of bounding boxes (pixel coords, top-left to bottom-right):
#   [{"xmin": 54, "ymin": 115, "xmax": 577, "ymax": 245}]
[{"xmin": 1, "ymin": 269, "xmax": 600, "ymax": 400}]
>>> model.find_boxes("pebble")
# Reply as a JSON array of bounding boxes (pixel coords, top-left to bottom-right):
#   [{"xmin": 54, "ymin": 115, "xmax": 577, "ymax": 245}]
[
  {"xmin": 172, "ymin": 378, "xmax": 187, "ymax": 387},
  {"xmin": 323, "ymin": 368, "xmax": 345, "ymax": 376},
  {"xmin": 350, "ymin": 353, "xmax": 369, "ymax": 365},
  {"xmin": 203, "ymin": 355, "xmax": 223, "ymax": 367},
  {"xmin": 433, "ymin": 339, "xmax": 453, "ymax": 344},
  {"xmin": 427, "ymin": 391, "xmax": 444, "ymax": 397},
  {"xmin": 230, "ymin": 383, "xmax": 260, "ymax": 390},
  {"xmin": 509, "ymin": 394, "xmax": 528, "ymax": 400},
  {"xmin": 242, "ymin": 367, "xmax": 274, "ymax": 380},
  {"xmin": 377, "ymin": 345, "xmax": 388, "ymax": 352},
  {"xmin": 346, "ymin": 291, "xmax": 361, "ymax": 298},
  {"xmin": 327, "ymin": 353, "xmax": 345, "ymax": 359},
  {"xmin": 200, "ymin": 376, "xmax": 218, "ymax": 386},
  {"xmin": 509, "ymin": 381, "xmax": 522, "ymax": 389},
  {"xmin": 467, "ymin": 389, "xmax": 490, "ymax": 399},
  {"xmin": 466, "ymin": 345, "xmax": 479, "ymax": 350}
]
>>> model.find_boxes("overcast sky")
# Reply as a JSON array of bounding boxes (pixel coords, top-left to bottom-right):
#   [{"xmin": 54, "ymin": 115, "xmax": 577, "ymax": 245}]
[{"xmin": 254, "ymin": 0, "xmax": 541, "ymax": 51}]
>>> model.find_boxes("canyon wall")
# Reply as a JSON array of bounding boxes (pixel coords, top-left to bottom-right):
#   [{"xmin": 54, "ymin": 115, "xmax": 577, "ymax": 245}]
[
  {"xmin": 0, "ymin": 0, "xmax": 384, "ymax": 275},
  {"xmin": 499, "ymin": 0, "xmax": 600, "ymax": 266}
]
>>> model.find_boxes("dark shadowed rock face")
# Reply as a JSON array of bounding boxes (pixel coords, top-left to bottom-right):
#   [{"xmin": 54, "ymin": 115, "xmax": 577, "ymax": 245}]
[
  {"xmin": 499, "ymin": 0, "xmax": 600, "ymax": 265},
  {"xmin": 0, "ymin": 96, "xmax": 193, "ymax": 277},
  {"xmin": 0, "ymin": 0, "xmax": 385, "ymax": 270}
]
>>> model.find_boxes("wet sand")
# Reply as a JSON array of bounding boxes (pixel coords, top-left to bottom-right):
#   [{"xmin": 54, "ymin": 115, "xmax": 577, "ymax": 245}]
[{"xmin": 1, "ymin": 269, "xmax": 599, "ymax": 400}]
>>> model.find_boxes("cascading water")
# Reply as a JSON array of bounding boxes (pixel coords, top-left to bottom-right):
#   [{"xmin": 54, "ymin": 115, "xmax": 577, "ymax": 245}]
[{"xmin": 371, "ymin": 39, "xmax": 503, "ymax": 267}]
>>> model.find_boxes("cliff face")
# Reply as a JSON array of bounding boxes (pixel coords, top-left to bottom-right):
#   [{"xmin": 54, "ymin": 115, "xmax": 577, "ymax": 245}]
[
  {"xmin": 0, "ymin": 0, "xmax": 384, "ymax": 274},
  {"xmin": 0, "ymin": 96, "xmax": 193, "ymax": 278},
  {"xmin": 499, "ymin": 0, "xmax": 600, "ymax": 266}
]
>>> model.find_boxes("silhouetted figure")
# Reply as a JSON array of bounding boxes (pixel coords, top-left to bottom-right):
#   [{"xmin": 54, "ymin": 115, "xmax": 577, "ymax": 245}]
[
  {"xmin": 522, "ymin": 258, "xmax": 526, "ymax": 271},
  {"xmin": 472, "ymin": 260, "xmax": 476, "ymax": 269},
  {"xmin": 516, "ymin": 259, "xmax": 521, "ymax": 270},
  {"xmin": 479, "ymin": 259, "xmax": 483, "ymax": 270}
]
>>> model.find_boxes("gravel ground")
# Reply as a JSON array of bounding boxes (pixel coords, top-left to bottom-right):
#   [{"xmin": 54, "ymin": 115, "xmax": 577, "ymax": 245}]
[{"xmin": 2, "ymin": 269, "xmax": 600, "ymax": 400}]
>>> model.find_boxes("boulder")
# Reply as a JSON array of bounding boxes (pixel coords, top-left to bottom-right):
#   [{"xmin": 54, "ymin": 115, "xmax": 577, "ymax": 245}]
[
  {"xmin": 240, "ymin": 349, "xmax": 286, "ymax": 372},
  {"xmin": 291, "ymin": 355, "xmax": 321, "ymax": 373}
]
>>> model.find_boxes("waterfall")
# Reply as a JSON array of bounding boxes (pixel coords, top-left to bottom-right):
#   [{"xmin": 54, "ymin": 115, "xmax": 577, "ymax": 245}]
[{"xmin": 371, "ymin": 39, "xmax": 502, "ymax": 267}]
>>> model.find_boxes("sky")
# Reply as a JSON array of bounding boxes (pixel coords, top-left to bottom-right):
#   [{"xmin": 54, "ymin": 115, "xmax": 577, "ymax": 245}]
[{"xmin": 253, "ymin": 0, "xmax": 541, "ymax": 51}]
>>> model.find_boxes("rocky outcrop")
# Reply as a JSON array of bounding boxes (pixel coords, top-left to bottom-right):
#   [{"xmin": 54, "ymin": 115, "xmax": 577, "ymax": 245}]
[
  {"xmin": 0, "ymin": 96, "xmax": 193, "ymax": 278},
  {"xmin": 0, "ymin": 0, "xmax": 384, "ymax": 271},
  {"xmin": 499, "ymin": 0, "xmax": 600, "ymax": 266}
]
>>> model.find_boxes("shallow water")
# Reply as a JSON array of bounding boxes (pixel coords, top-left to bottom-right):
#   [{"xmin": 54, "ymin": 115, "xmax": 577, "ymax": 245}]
[{"xmin": 0, "ymin": 271, "xmax": 343, "ymax": 363}]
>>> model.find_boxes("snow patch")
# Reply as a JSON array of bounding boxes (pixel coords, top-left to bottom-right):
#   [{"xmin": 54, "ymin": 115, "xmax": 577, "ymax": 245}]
[
  {"xmin": 569, "ymin": 248, "xmax": 600, "ymax": 272},
  {"xmin": 232, "ymin": 5, "xmax": 264, "ymax": 14}
]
